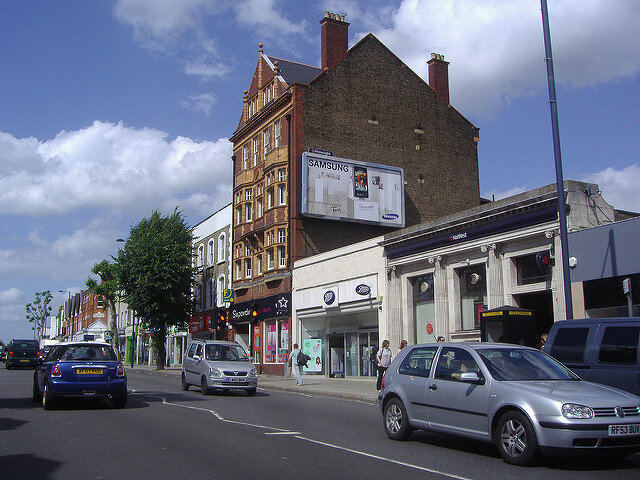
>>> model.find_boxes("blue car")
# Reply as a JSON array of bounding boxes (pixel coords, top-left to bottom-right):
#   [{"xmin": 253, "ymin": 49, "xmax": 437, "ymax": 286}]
[{"xmin": 33, "ymin": 342, "xmax": 127, "ymax": 409}]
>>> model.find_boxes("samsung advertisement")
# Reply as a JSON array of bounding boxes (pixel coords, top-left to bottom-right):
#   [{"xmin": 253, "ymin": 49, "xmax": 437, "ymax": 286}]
[{"xmin": 300, "ymin": 152, "xmax": 405, "ymax": 228}]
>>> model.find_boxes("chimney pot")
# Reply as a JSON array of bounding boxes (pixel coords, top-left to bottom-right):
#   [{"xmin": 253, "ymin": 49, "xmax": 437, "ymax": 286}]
[
  {"xmin": 320, "ymin": 12, "xmax": 350, "ymax": 71},
  {"xmin": 427, "ymin": 52, "xmax": 450, "ymax": 105}
]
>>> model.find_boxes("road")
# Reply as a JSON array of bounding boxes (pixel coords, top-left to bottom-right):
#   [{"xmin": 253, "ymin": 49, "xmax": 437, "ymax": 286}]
[{"xmin": 1, "ymin": 368, "xmax": 639, "ymax": 479}]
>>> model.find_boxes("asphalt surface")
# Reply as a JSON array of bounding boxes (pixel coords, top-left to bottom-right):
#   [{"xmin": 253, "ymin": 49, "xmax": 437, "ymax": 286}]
[{"xmin": 2, "ymin": 367, "xmax": 640, "ymax": 479}]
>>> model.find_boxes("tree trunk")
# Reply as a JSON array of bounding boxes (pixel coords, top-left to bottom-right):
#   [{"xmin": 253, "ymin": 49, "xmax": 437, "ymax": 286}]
[
  {"xmin": 108, "ymin": 300, "xmax": 120, "ymax": 361},
  {"xmin": 154, "ymin": 329, "xmax": 166, "ymax": 370}
]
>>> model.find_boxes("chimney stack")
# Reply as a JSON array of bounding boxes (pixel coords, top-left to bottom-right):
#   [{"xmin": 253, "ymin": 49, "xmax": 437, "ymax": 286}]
[
  {"xmin": 427, "ymin": 53, "xmax": 450, "ymax": 105},
  {"xmin": 320, "ymin": 12, "xmax": 349, "ymax": 71}
]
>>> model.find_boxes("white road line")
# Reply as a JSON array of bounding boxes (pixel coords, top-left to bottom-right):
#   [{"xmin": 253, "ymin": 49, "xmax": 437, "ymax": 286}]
[{"xmin": 156, "ymin": 394, "xmax": 473, "ymax": 480}]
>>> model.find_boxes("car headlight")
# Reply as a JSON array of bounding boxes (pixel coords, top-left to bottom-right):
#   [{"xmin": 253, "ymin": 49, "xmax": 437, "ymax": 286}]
[
  {"xmin": 209, "ymin": 367, "xmax": 222, "ymax": 377},
  {"xmin": 562, "ymin": 403, "xmax": 594, "ymax": 419},
  {"xmin": 249, "ymin": 368, "xmax": 257, "ymax": 377}
]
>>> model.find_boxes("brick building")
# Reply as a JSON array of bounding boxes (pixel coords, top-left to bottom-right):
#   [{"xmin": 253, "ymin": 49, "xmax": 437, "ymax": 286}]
[{"xmin": 229, "ymin": 12, "xmax": 480, "ymax": 374}]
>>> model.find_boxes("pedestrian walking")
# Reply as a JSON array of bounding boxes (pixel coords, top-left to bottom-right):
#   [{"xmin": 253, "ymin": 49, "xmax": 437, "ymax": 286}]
[
  {"xmin": 376, "ymin": 339, "xmax": 392, "ymax": 390},
  {"xmin": 288, "ymin": 343, "xmax": 304, "ymax": 385},
  {"xmin": 397, "ymin": 339, "xmax": 408, "ymax": 356}
]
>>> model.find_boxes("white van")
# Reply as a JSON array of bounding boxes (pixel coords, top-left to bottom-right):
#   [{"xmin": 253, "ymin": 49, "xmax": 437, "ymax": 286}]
[{"xmin": 542, "ymin": 317, "xmax": 640, "ymax": 395}]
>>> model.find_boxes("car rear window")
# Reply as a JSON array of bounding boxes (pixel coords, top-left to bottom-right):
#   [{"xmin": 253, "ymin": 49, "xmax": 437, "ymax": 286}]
[
  {"xmin": 10, "ymin": 341, "xmax": 39, "ymax": 352},
  {"xmin": 58, "ymin": 345, "xmax": 117, "ymax": 361},
  {"xmin": 598, "ymin": 326, "xmax": 640, "ymax": 364},
  {"xmin": 549, "ymin": 327, "xmax": 589, "ymax": 364}
]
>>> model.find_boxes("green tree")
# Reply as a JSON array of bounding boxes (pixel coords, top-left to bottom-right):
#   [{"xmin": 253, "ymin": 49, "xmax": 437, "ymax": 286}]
[
  {"xmin": 26, "ymin": 291, "xmax": 53, "ymax": 337},
  {"xmin": 116, "ymin": 209, "xmax": 194, "ymax": 369},
  {"xmin": 86, "ymin": 259, "xmax": 120, "ymax": 357}
]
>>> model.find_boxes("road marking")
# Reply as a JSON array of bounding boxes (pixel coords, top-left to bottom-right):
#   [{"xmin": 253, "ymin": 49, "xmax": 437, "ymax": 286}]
[{"xmin": 157, "ymin": 395, "xmax": 473, "ymax": 480}]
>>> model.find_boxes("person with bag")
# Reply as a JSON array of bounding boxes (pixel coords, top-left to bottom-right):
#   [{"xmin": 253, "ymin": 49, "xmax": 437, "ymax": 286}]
[
  {"xmin": 288, "ymin": 343, "xmax": 306, "ymax": 385},
  {"xmin": 376, "ymin": 339, "xmax": 393, "ymax": 390}
]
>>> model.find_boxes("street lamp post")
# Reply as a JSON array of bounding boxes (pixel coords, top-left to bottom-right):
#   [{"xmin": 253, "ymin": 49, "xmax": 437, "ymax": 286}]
[{"xmin": 540, "ymin": 0, "xmax": 573, "ymax": 319}]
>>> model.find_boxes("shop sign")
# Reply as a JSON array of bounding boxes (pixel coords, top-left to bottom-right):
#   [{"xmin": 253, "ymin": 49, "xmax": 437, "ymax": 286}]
[
  {"xmin": 189, "ymin": 313, "xmax": 211, "ymax": 333},
  {"xmin": 323, "ymin": 289, "xmax": 336, "ymax": 307},
  {"xmin": 355, "ymin": 284, "xmax": 371, "ymax": 296},
  {"xmin": 230, "ymin": 293, "xmax": 291, "ymax": 323}
]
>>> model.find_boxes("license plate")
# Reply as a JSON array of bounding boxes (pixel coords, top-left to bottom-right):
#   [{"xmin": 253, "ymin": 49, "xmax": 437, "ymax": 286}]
[
  {"xmin": 608, "ymin": 424, "xmax": 640, "ymax": 436},
  {"xmin": 76, "ymin": 368, "xmax": 104, "ymax": 375},
  {"xmin": 227, "ymin": 377, "xmax": 245, "ymax": 382},
  {"xmin": 20, "ymin": 359, "xmax": 30, "ymax": 363}
]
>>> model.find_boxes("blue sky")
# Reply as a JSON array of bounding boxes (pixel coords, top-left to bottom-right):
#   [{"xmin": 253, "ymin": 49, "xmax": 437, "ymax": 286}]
[{"xmin": 1, "ymin": 0, "xmax": 639, "ymax": 342}]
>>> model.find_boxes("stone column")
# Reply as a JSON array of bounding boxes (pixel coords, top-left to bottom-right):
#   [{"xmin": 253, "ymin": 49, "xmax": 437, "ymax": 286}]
[
  {"xmin": 483, "ymin": 243, "xmax": 503, "ymax": 309},
  {"xmin": 429, "ymin": 256, "xmax": 449, "ymax": 340}
]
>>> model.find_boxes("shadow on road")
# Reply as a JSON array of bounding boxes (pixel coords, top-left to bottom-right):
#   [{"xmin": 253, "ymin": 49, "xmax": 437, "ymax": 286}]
[
  {"xmin": 0, "ymin": 397, "xmax": 40, "ymax": 410},
  {"xmin": 0, "ymin": 418, "xmax": 28, "ymax": 431},
  {"xmin": 0, "ymin": 454, "xmax": 61, "ymax": 479},
  {"xmin": 412, "ymin": 430, "xmax": 640, "ymax": 471}
]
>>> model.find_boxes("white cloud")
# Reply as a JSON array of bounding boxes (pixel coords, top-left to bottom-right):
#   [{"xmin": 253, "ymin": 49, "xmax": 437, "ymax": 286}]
[
  {"xmin": 364, "ymin": 0, "xmax": 640, "ymax": 117},
  {"xmin": 0, "ymin": 121, "xmax": 233, "ymax": 217},
  {"xmin": 582, "ymin": 165, "xmax": 640, "ymax": 213},
  {"xmin": 0, "ymin": 288, "xmax": 23, "ymax": 305},
  {"xmin": 180, "ymin": 93, "xmax": 217, "ymax": 115},
  {"xmin": 234, "ymin": 0, "xmax": 308, "ymax": 37}
]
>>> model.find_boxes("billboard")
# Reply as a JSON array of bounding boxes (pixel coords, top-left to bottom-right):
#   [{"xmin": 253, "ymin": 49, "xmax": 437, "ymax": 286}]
[{"xmin": 300, "ymin": 152, "xmax": 405, "ymax": 228}]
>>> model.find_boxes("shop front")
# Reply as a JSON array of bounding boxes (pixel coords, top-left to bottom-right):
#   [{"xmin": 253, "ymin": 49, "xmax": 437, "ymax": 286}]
[{"xmin": 229, "ymin": 293, "xmax": 291, "ymax": 375}]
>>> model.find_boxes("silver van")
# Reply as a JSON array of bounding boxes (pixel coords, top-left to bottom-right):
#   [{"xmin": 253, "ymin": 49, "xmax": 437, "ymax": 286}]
[
  {"xmin": 181, "ymin": 340, "xmax": 258, "ymax": 396},
  {"xmin": 542, "ymin": 317, "xmax": 640, "ymax": 395}
]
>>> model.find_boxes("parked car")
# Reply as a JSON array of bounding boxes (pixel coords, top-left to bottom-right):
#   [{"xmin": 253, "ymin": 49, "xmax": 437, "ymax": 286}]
[
  {"xmin": 6, "ymin": 339, "xmax": 40, "ymax": 369},
  {"xmin": 0, "ymin": 345, "xmax": 6, "ymax": 363},
  {"xmin": 379, "ymin": 342, "xmax": 640, "ymax": 466},
  {"xmin": 38, "ymin": 345, "xmax": 52, "ymax": 360},
  {"xmin": 33, "ymin": 341, "xmax": 127, "ymax": 409},
  {"xmin": 542, "ymin": 317, "xmax": 640, "ymax": 396},
  {"xmin": 182, "ymin": 340, "xmax": 257, "ymax": 396}
]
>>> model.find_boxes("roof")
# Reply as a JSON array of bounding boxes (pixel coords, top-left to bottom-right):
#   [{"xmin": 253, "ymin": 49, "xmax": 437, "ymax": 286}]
[{"xmin": 266, "ymin": 56, "xmax": 321, "ymax": 85}]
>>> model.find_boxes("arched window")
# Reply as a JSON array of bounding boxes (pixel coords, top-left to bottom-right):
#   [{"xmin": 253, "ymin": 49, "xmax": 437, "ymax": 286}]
[
  {"xmin": 218, "ymin": 233, "xmax": 226, "ymax": 262},
  {"xmin": 197, "ymin": 244, "xmax": 204, "ymax": 267},
  {"xmin": 208, "ymin": 239, "xmax": 215, "ymax": 265},
  {"xmin": 217, "ymin": 275, "xmax": 226, "ymax": 307}
]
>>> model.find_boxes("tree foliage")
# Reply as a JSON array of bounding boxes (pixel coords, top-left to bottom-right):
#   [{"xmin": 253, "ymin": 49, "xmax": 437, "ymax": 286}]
[
  {"xmin": 26, "ymin": 291, "xmax": 53, "ymax": 336},
  {"xmin": 86, "ymin": 259, "xmax": 120, "ymax": 355},
  {"xmin": 116, "ymin": 209, "xmax": 194, "ymax": 369}
]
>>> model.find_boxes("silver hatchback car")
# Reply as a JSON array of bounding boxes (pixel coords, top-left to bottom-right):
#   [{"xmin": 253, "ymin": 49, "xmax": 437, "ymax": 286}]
[
  {"xmin": 182, "ymin": 340, "xmax": 258, "ymax": 396},
  {"xmin": 379, "ymin": 343, "xmax": 640, "ymax": 465}
]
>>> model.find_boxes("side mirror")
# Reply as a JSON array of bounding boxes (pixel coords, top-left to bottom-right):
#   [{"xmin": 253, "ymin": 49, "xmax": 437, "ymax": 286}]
[{"xmin": 460, "ymin": 372, "xmax": 483, "ymax": 384}]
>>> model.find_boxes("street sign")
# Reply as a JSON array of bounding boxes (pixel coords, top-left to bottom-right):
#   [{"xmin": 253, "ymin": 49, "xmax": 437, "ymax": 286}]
[
  {"xmin": 223, "ymin": 289, "xmax": 234, "ymax": 303},
  {"xmin": 104, "ymin": 331, "xmax": 113, "ymax": 341},
  {"xmin": 623, "ymin": 278, "xmax": 631, "ymax": 295},
  {"xmin": 426, "ymin": 323, "xmax": 434, "ymax": 335}
]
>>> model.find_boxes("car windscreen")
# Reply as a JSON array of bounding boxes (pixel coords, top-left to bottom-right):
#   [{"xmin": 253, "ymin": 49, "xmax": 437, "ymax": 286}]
[
  {"xmin": 205, "ymin": 344, "xmax": 248, "ymax": 362},
  {"xmin": 478, "ymin": 348, "xmax": 579, "ymax": 381},
  {"xmin": 10, "ymin": 341, "xmax": 39, "ymax": 352},
  {"xmin": 58, "ymin": 345, "xmax": 117, "ymax": 361}
]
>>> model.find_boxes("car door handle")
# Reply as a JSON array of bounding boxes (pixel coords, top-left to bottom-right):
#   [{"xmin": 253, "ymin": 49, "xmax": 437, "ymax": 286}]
[{"xmin": 429, "ymin": 384, "xmax": 438, "ymax": 391}]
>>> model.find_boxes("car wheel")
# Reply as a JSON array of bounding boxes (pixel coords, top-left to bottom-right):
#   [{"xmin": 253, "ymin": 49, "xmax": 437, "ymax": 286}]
[
  {"xmin": 201, "ymin": 376, "xmax": 210, "ymax": 395},
  {"xmin": 42, "ymin": 382, "xmax": 56, "ymax": 410},
  {"xmin": 383, "ymin": 398, "xmax": 413, "ymax": 440},
  {"xmin": 112, "ymin": 392, "xmax": 127, "ymax": 409},
  {"xmin": 181, "ymin": 373, "xmax": 190, "ymax": 391},
  {"xmin": 246, "ymin": 387, "xmax": 257, "ymax": 397},
  {"xmin": 495, "ymin": 410, "xmax": 539, "ymax": 466},
  {"xmin": 32, "ymin": 377, "xmax": 41, "ymax": 402}
]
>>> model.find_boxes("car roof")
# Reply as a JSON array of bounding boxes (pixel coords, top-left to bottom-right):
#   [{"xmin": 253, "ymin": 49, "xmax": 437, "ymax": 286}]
[
  {"xmin": 52, "ymin": 341, "xmax": 111, "ymax": 347},
  {"xmin": 409, "ymin": 342, "xmax": 537, "ymax": 351},
  {"xmin": 550, "ymin": 317, "xmax": 640, "ymax": 326},
  {"xmin": 192, "ymin": 340, "xmax": 239, "ymax": 346}
]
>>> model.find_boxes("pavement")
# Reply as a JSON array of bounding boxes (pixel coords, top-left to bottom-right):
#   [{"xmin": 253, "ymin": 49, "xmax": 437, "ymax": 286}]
[{"xmin": 128, "ymin": 365, "xmax": 380, "ymax": 403}]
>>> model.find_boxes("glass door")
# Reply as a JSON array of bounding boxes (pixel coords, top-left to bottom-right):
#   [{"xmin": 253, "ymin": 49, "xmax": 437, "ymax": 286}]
[{"xmin": 345, "ymin": 332, "xmax": 359, "ymax": 376}]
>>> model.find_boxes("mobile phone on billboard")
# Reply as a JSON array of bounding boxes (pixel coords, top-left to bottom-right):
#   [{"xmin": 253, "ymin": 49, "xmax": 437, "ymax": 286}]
[{"xmin": 354, "ymin": 167, "xmax": 369, "ymax": 198}]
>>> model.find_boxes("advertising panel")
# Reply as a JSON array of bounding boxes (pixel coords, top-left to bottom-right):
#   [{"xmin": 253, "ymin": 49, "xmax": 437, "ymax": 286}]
[
  {"xmin": 302, "ymin": 338, "xmax": 323, "ymax": 373},
  {"xmin": 301, "ymin": 152, "xmax": 405, "ymax": 228}
]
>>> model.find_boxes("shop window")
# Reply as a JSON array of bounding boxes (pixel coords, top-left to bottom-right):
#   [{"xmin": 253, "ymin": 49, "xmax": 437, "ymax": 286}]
[
  {"xmin": 598, "ymin": 327, "xmax": 639, "ymax": 364},
  {"xmin": 515, "ymin": 253, "xmax": 552, "ymax": 285},
  {"xmin": 549, "ymin": 327, "xmax": 589, "ymax": 364},
  {"xmin": 413, "ymin": 274, "xmax": 435, "ymax": 343},
  {"xmin": 457, "ymin": 265, "xmax": 487, "ymax": 331}
]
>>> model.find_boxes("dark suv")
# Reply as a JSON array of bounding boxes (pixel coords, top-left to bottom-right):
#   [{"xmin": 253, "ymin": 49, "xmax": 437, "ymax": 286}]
[{"xmin": 6, "ymin": 339, "xmax": 40, "ymax": 369}]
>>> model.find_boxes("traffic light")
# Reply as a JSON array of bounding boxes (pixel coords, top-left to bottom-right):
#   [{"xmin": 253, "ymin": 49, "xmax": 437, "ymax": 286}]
[
  {"xmin": 216, "ymin": 308, "xmax": 227, "ymax": 330},
  {"xmin": 250, "ymin": 303, "xmax": 259, "ymax": 322}
]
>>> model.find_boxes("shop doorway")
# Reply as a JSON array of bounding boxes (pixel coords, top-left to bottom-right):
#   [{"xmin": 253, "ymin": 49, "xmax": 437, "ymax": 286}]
[
  {"xmin": 327, "ymin": 331, "xmax": 378, "ymax": 377},
  {"xmin": 514, "ymin": 291, "xmax": 554, "ymax": 336}
]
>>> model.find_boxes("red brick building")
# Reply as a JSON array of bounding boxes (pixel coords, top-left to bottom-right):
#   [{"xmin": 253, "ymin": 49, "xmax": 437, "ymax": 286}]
[{"xmin": 229, "ymin": 12, "xmax": 480, "ymax": 374}]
